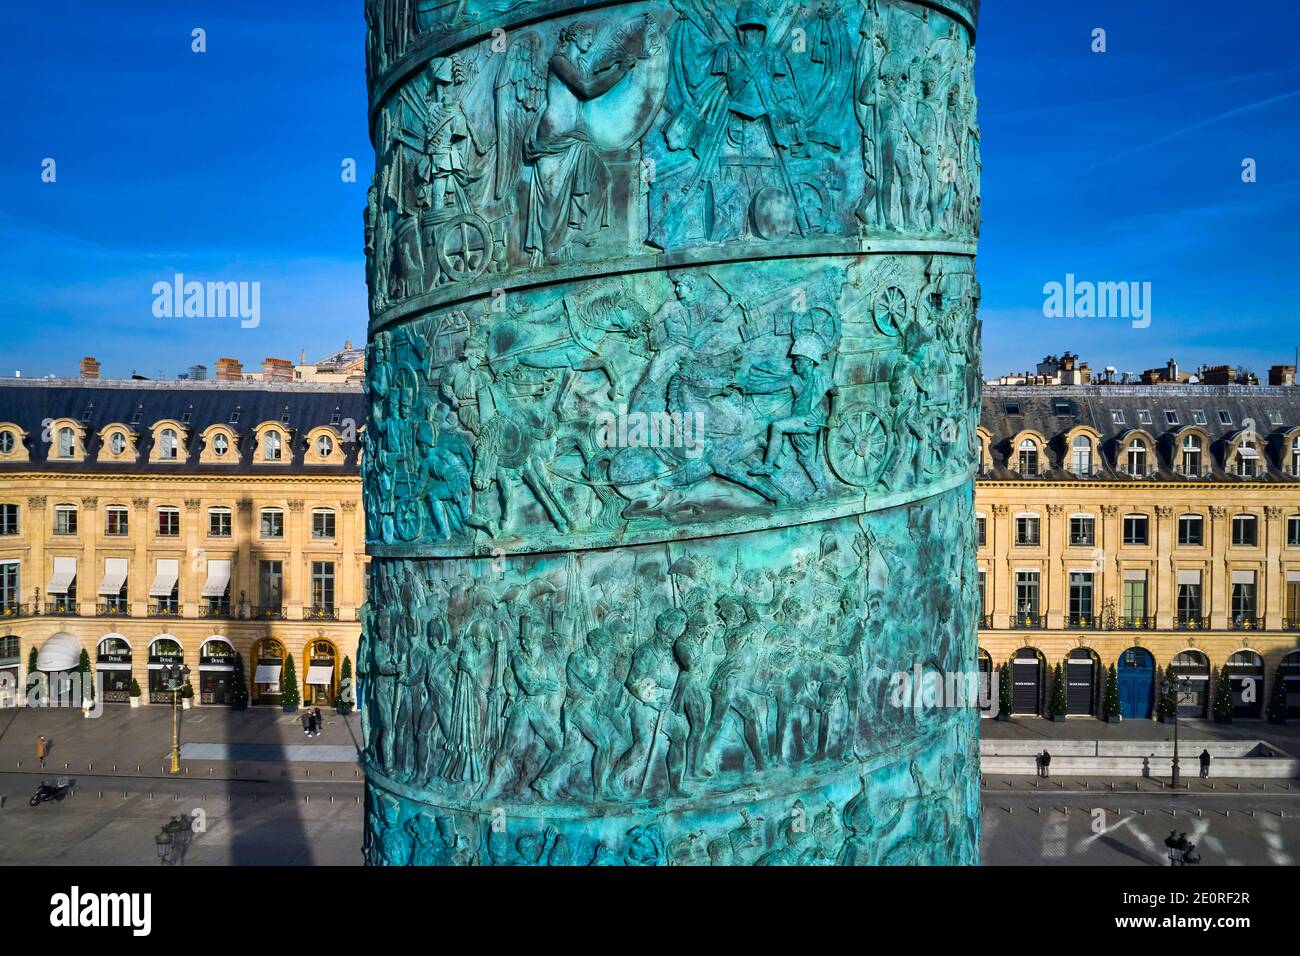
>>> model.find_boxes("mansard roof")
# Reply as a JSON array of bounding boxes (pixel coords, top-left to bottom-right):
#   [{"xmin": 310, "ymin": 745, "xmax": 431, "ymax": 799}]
[
  {"xmin": 980, "ymin": 383, "xmax": 1300, "ymax": 482},
  {"xmin": 0, "ymin": 378, "xmax": 364, "ymax": 475}
]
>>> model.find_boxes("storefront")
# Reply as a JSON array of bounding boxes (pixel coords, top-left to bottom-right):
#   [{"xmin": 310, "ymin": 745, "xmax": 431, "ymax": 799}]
[
  {"xmin": 1227, "ymin": 649, "xmax": 1265, "ymax": 719},
  {"xmin": 96, "ymin": 634, "xmax": 133, "ymax": 703},
  {"xmin": 252, "ymin": 638, "xmax": 285, "ymax": 706},
  {"xmin": 147, "ymin": 636, "xmax": 185, "ymax": 703},
  {"xmin": 36, "ymin": 633, "xmax": 83, "ymax": 705},
  {"xmin": 0, "ymin": 635, "xmax": 19, "ymax": 706},
  {"xmin": 1170, "ymin": 649, "xmax": 1210, "ymax": 718},
  {"xmin": 1065, "ymin": 648, "xmax": 1099, "ymax": 716},
  {"xmin": 304, "ymin": 639, "xmax": 337, "ymax": 706},
  {"xmin": 1011, "ymin": 647, "xmax": 1043, "ymax": 716},
  {"xmin": 1282, "ymin": 650, "xmax": 1300, "ymax": 719},
  {"xmin": 199, "ymin": 638, "xmax": 236, "ymax": 705}
]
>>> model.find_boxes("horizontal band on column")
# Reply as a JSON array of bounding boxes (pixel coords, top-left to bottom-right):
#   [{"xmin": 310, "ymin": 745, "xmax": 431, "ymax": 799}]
[
  {"xmin": 367, "ymin": 469, "xmax": 974, "ymax": 560},
  {"xmin": 370, "ymin": 238, "xmax": 978, "ymax": 337}
]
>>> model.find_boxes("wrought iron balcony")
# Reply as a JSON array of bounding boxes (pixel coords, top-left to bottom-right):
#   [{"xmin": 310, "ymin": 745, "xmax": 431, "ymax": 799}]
[
  {"xmin": 978, "ymin": 614, "xmax": 994, "ymax": 629},
  {"xmin": 1229, "ymin": 616, "xmax": 1266, "ymax": 631},
  {"xmin": 0, "ymin": 602, "xmax": 29, "ymax": 619},
  {"xmin": 1010, "ymin": 612, "xmax": 1043, "ymax": 629},
  {"xmin": 1174, "ymin": 616, "xmax": 1210, "ymax": 630},
  {"xmin": 305, "ymin": 605, "xmax": 339, "ymax": 622},
  {"xmin": 44, "ymin": 601, "xmax": 79, "ymax": 617},
  {"xmin": 149, "ymin": 603, "xmax": 181, "ymax": 618},
  {"xmin": 250, "ymin": 605, "xmax": 285, "ymax": 620},
  {"xmin": 1065, "ymin": 613, "xmax": 1101, "ymax": 629},
  {"xmin": 1110, "ymin": 616, "xmax": 1157, "ymax": 631},
  {"xmin": 199, "ymin": 603, "xmax": 236, "ymax": 619},
  {"xmin": 1285, "ymin": 618, "xmax": 1300, "ymax": 632},
  {"xmin": 95, "ymin": 603, "xmax": 132, "ymax": 618}
]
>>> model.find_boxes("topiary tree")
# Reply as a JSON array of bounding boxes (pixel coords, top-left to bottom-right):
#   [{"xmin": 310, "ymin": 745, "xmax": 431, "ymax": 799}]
[
  {"xmin": 129, "ymin": 677, "xmax": 142, "ymax": 699},
  {"xmin": 1266, "ymin": 665, "xmax": 1288, "ymax": 724},
  {"xmin": 1212, "ymin": 663, "xmax": 1234, "ymax": 723},
  {"xmin": 229, "ymin": 652, "xmax": 248, "ymax": 710},
  {"xmin": 27, "ymin": 646, "xmax": 37, "ymax": 678},
  {"xmin": 1049, "ymin": 662, "xmax": 1068, "ymax": 719},
  {"xmin": 280, "ymin": 653, "xmax": 300, "ymax": 710},
  {"xmin": 77, "ymin": 648, "xmax": 93, "ymax": 704},
  {"xmin": 997, "ymin": 660, "xmax": 1013, "ymax": 718},
  {"xmin": 337, "ymin": 656, "xmax": 354, "ymax": 714},
  {"xmin": 1103, "ymin": 663, "xmax": 1122, "ymax": 721},
  {"xmin": 1157, "ymin": 665, "xmax": 1178, "ymax": 721}
]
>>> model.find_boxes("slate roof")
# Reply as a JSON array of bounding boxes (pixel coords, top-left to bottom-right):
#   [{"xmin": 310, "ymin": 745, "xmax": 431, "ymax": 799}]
[
  {"xmin": 980, "ymin": 384, "xmax": 1300, "ymax": 482},
  {"xmin": 0, "ymin": 378, "xmax": 365, "ymax": 476}
]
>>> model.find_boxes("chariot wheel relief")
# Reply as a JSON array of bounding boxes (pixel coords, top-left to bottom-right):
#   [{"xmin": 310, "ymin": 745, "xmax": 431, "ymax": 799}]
[
  {"xmin": 873, "ymin": 286, "xmax": 908, "ymax": 336},
  {"xmin": 829, "ymin": 404, "xmax": 891, "ymax": 488},
  {"xmin": 436, "ymin": 214, "xmax": 494, "ymax": 283}
]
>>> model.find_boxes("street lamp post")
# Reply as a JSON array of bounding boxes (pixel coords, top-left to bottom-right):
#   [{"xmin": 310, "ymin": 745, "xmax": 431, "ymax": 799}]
[
  {"xmin": 1170, "ymin": 675, "xmax": 1191, "ymax": 789},
  {"xmin": 163, "ymin": 663, "xmax": 190, "ymax": 774}
]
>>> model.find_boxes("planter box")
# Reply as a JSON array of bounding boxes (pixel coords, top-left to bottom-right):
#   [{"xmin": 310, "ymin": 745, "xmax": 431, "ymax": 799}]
[
  {"xmin": 1051, "ymin": 714, "xmax": 1066, "ymax": 722},
  {"xmin": 1104, "ymin": 713, "xmax": 1122, "ymax": 723},
  {"xmin": 181, "ymin": 699, "xmax": 192, "ymax": 710},
  {"xmin": 129, "ymin": 696, "xmax": 141, "ymax": 708},
  {"xmin": 1214, "ymin": 715, "xmax": 1232, "ymax": 725},
  {"xmin": 995, "ymin": 712, "xmax": 1012, "ymax": 722}
]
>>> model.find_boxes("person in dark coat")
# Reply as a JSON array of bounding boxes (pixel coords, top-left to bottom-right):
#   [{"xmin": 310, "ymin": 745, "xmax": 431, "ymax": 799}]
[
  {"xmin": 1040, "ymin": 748, "xmax": 1051, "ymax": 778},
  {"xmin": 1199, "ymin": 748, "xmax": 1211, "ymax": 779}
]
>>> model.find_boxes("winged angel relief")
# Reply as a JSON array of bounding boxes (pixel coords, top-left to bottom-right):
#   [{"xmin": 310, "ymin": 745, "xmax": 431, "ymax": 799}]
[{"xmin": 366, "ymin": 14, "xmax": 668, "ymax": 309}]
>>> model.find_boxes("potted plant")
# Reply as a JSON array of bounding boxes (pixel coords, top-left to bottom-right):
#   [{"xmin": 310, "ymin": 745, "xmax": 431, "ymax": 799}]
[
  {"xmin": 1102, "ymin": 663, "xmax": 1122, "ymax": 722},
  {"xmin": 336, "ymin": 656, "xmax": 355, "ymax": 715},
  {"xmin": 229, "ymin": 652, "xmax": 249, "ymax": 711},
  {"xmin": 995, "ymin": 661, "xmax": 1013, "ymax": 721},
  {"xmin": 180, "ymin": 680, "xmax": 194, "ymax": 710},
  {"xmin": 280, "ymin": 653, "xmax": 300, "ymax": 713},
  {"xmin": 1267, "ymin": 664, "xmax": 1288, "ymax": 725},
  {"xmin": 1212, "ymin": 664, "xmax": 1234, "ymax": 724},
  {"xmin": 129, "ymin": 677, "xmax": 142, "ymax": 708},
  {"xmin": 77, "ymin": 648, "xmax": 94, "ymax": 715},
  {"xmin": 1157, "ymin": 665, "xmax": 1178, "ymax": 723},
  {"xmin": 1048, "ymin": 662, "xmax": 1067, "ymax": 721}
]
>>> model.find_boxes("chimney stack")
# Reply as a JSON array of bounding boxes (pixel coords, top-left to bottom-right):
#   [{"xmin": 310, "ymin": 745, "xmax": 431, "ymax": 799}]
[
  {"xmin": 262, "ymin": 357, "xmax": 293, "ymax": 383},
  {"xmin": 215, "ymin": 357, "xmax": 244, "ymax": 382},
  {"xmin": 79, "ymin": 356, "xmax": 100, "ymax": 380}
]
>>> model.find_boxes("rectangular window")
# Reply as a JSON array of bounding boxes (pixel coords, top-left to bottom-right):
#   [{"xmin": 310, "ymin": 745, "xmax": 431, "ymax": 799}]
[
  {"xmin": 1068, "ymin": 572, "xmax": 1094, "ymax": 624},
  {"xmin": 1288, "ymin": 580, "xmax": 1300, "ymax": 626},
  {"xmin": 311, "ymin": 561, "xmax": 335, "ymax": 611},
  {"xmin": 1126, "ymin": 444, "xmax": 1147, "ymax": 475},
  {"xmin": 978, "ymin": 570, "xmax": 986, "ymax": 618},
  {"xmin": 54, "ymin": 505, "xmax": 77, "ymax": 536},
  {"xmin": 1178, "ymin": 514, "xmax": 1204, "ymax": 547},
  {"xmin": 208, "ymin": 508, "xmax": 231, "ymax": 537},
  {"xmin": 1123, "ymin": 576, "xmax": 1148, "ymax": 621},
  {"xmin": 1004, "ymin": 402, "xmax": 1021, "ymax": 416},
  {"xmin": 1268, "ymin": 411, "xmax": 1283, "ymax": 426},
  {"xmin": 1014, "ymin": 571, "xmax": 1040, "ymax": 623},
  {"xmin": 1177, "ymin": 582, "xmax": 1203, "ymax": 624},
  {"xmin": 1164, "ymin": 410, "xmax": 1179, "ymax": 425},
  {"xmin": 105, "ymin": 506, "xmax": 129, "ymax": 536},
  {"xmin": 260, "ymin": 509, "xmax": 284, "ymax": 539},
  {"xmin": 1053, "ymin": 400, "xmax": 1073, "ymax": 416},
  {"xmin": 1192, "ymin": 410, "xmax": 1207, "ymax": 425},
  {"xmin": 1137, "ymin": 410, "xmax": 1153, "ymax": 425},
  {"xmin": 1289, "ymin": 516, "xmax": 1300, "ymax": 547},
  {"xmin": 157, "ymin": 507, "xmax": 180, "ymax": 537},
  {"xmin": 1123, "ymin": 514, "xmax": 1149, "ymax": 546},
  {"xmin": 1110, "ymin": 410, "xmax": 1125, "ymax": 425},
  {"xmin": 0, "ymin": 561, "xmax": 19, "ymax": 611},
  {"xmin": 1015, "ymin": 516, "xmax": 1040, "ymax": 546},
  {"xmin": 1218, "ymin": 410, "xmax": 1233, "ymax": 425},
  {"xmin": 976, "ymin": 515, "xmax": 986, "ymax": 548},
  {"xmin": 1232, "ymin": 578, "xmax": 1257, "ymax": 623},
  {"xmin": 1069, "ymin": 516, "xmax": 1095, "ymax": 547},
  {"xmin": 1232, "ymin": 515, "xmax": 1258, "ymax": 547},
  {"xmin": 0, "ymin": 503, "xmax": 17, "ymax": 536},
  {"xmin": 258, "ymin": 560, "xmax": 284, "ymax": 612},
  {"xmin": 312, "ymin": 509, "xmax": 336, "ymax": 540}
]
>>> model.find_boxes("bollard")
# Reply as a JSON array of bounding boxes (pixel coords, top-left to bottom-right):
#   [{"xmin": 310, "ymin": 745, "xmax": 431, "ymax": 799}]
[
  {"xmin": 305, "ymin": 795, "xmax": 310, "ymax": 804},
  {"xmin": 306, "ymin": 770, "xmax": 311, "ymax": 778},
  {"xmin": 1197, "ymin": 808, "xmax": 1202, "ymax": 817},
  {"xmin": 1032, "ymin": 806, "xmax": 1041, "ymax": 814},
  {"xmin": 330, "ymin": 795, "xmax": 334, "ymax": 804},
  {"xmin": 98, "ymin": 791, "xmax": 102, "ymax": 798},
  {"xmin": 88, "ymin": 763, "xmax": 92, "ymax": 771}
]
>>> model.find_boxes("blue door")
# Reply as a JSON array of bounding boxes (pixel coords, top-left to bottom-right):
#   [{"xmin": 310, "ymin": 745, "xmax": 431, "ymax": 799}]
[{"xmin": 1117, "ymin": 647, "xmax": 1155, "ymax": 719}]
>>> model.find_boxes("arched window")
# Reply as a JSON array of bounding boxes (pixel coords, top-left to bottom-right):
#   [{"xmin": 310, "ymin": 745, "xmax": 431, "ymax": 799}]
[
  {"xmin": 1291, "ymin": 435, "xmax": 1300, "ymax": 476},
  {"xmin": 1017, "ymin": 439, "xmax": 1038, "ymax": 476},
  {"xmin": 108, "ymin": 431, "xmax": 127, "ymax": 455},
  {"xmin": 0, "ymin": 430, "xmax": 14, "ymax": 454},
  {"xmin": 213, "ymin": 433, "xmax": 229, "ymax": 457},
  {"xmin": 57, "ymin": 427, "xmax": 76, "ymax": 458},
  {"xmin": 263, "ymin": 431, "xmax": 282, "ymax": 461},
  {"xmin": 1071, "ymin": 436, "xmax": 1092, "ymax": 475},
  {"xmin": 315, "ymin": 434, "xmax": 334, "ymax": 458},
  {"xmin": 159, "ymin": 428, "xmax": 178, "ymax": 460},
  {"xmin": 1126, "ymin": 440, "xmax": 1147, "ymax": 476},
  {"xmin": 1181, "ymin": 435, "xmax": 1202, "ymax": 476}
]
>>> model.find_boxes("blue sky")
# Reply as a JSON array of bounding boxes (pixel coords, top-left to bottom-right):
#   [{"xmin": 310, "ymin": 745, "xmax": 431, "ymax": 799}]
[{"xmin": 1, "ymin": 0, "xmax": 1297, "ymax": 379}]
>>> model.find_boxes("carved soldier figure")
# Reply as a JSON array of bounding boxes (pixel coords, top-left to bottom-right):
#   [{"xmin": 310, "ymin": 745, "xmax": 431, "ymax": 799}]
[
  {"xmin": 749, "ymin": 335, "xmax": 835, "ymax": 492},
  {"xmin": 483, "ymin": 615, "xmax": 565, "ymax": 799},
  {"xmin": 536, "ymin": 626, "xmax": 623, "ymax": 799},
  {"xmin": 612, "ymin": 608, "xmax": 690, "ymax": 798},
  {"xmin": 699, "ymin": 595, "xmax": 768, "ymax": 775},
  {"xmin": 876, "ymin": 53, "xmax": 926, "ymax": 231}
]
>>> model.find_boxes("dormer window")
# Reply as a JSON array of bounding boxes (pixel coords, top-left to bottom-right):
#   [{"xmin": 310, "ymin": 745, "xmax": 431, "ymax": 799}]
[
  {"xmin": 229, "ymin": 409, "xmax": 241, "ymax": 424},
  {"xmin": 1192, "ymin": 410, "xmax": 1206, "ymax": 425},
  {"xmin": 1110, "ymin": 410, "xmax": 1125, "ymax": 425},
  {"xmin": 1218, "ymin": 410, "xmax": 1233, "ymax": 425},
  {"xmin": 1017, "ymin": 439, "xmax": 1039, "ymax": 476},
  {"xmin": 1268, "ymin": 411, "xmax": 1283, "ymax": 427},
  {"xmin": 1181, "ymin": 435, "xmax": 1202, "ymax": 476},
  {"xmin": 109, "ymin": 432, "xmax": 127, "ymax": 455},
  {"xmin": 1137, "ymin": 410, "xmax": 1152, "ymax": 425},
  {"xmin": 130, "ymin": 410, "xmax": 143, "ymax": 425},
  {"xmin": 1071, "ymin": 435, "xmax": 1092, "ymax": 475},
  {"xmin": 181, "ymin": 411, "xmax": 192, "ymax": 425},
  {"xmin": 316, "ymin": 434, "xmax": 334, "ymax": 458},
  {"xmin": 57, "ymin": 427, "xmax": 76, "ymax": 458},
  {"xmin": 264, "ymin": 431, "xmax": 282, "ymax": 461},
  {"xmin": 330, "ymin": 411, "xmax": 342, "ymax": 426},
  {"xmin": 159, "ymin": 428, "xmax": 178, "ymax": 460},
  {"xmin": 1235, "ymin": 445, "xmax": 1260, "ymax": 478},
  {"xmin": 1164, "ymin": 410, "xmax": 1179, "ymax": 426},
  {"xmin": 213, "ymin": 433, "xmax": 229, "ymax": 457},
  {"xmin": 1292, "ymin": 436, "xmax": 1300, "ymax": 476},
  {"xmin": 1126, "ymin": 441, "xmax": 1147, "ymax": 476}
]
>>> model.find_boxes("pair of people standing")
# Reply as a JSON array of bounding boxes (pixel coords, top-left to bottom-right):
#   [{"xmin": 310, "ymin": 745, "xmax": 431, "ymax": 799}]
[{"xmin": 301, "ymin": 707, "xmax": 325, "ymax": 738}]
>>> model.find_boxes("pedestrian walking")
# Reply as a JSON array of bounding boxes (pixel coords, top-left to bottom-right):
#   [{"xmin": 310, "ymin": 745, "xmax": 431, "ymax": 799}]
[
  {"xmin": 36, "ymin": 735, "xmax": 48, "ymax": 769},
  {"xmin": 301, "ymin": 712, "xmax": 311, "ymax": 736},
  {"xmin": 1040, "ymin": 748, "xmax": 1051, "ymax": 779},
  {"xmin": 1199, "ymin": 748, "xmax": 1211, "ymax": 779}
]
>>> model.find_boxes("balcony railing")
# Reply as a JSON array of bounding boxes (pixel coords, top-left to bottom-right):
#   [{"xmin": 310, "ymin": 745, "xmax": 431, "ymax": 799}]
[
  {"xmin": 304, "ymin": 605, "xmax": 339, "ymax": 622},
  {"xmin": 149, "ymin": 603, "xmax": 181, "ymax": 618},
  {"xmin": 1010, "ymin": 612, "xmax": 1043, "ymax": 629},
  {"xmin": 199, "ymin": 603, "xmax": 236, "ymax": 619},
  {"xmin": 979, "ymin": 614, "xmax": 993, "ymax": 629},
  {"xmin": 1111, "ymin": 616, "xmax": 1157, "ymax": 631},
  {"xmin": 1174, "ymin": 616, "xmax": 1210, "ymax": 630},
  {"xmin": 1229, "ymin": 616, "xmax": 1266, "ymax": 631},
  {"xmin": 0, "ymin": 602, "xmax": 29, "ymax": 619},
  {"xmin": 250, "ymin": 605, "xmax": 285, "ymax": 620},
  {"xmin": 44, "ymin": 601, "xmax": 79, "ymax": 617},
  {"xmin": 1065, "ymin": 613, "xmax": 1101, "ymax": 629},
  {"xmin": 1285, "ymin": 618, "xmax": 1300, "ymax": 632},
  {"xmin": 95, "ymin": 603, "xmax": 132, "ymax": 618}
]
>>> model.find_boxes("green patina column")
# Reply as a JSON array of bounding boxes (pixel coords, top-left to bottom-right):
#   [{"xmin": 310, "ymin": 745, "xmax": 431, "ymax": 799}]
[{"xmin": 361, "ymin": 0, "xmax": 983, "ymax": 865}]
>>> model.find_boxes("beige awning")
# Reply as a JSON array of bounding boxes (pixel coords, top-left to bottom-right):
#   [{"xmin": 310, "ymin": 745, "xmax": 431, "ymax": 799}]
[
  {"xmin": 1176, "ymin": 569, "xmax": 1202, "ymax": 586},
  {"xmin": 201, "ymin": 559, "xmax": 231, "ymax": 598},
  {"xmin": 1123, "ymin": 569, "xmax": 1147, "ymax": 582},
  {"xmin": 97, "ymin": 558, "xmax": 128, "ymax": 596},
  {"xmin": 149, "ymin": 559, "xmax": 179, "ymax": 597},
  {"xmin": 305, "ymin": 665, "xmax": 334, "ymax": 685},
  {"xmin": 1232, "ymin": 570, "xmax": 1257, "ymax": 585},
  {"xmin": 253, "ymin": 664, "xmax": 281, "ymax": 684},
  {"xmin": 46, "ymin": 557, "xmax": 77, "ymax": 595}
]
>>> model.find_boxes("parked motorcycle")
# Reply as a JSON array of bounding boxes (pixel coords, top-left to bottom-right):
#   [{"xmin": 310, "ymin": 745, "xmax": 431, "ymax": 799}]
[{"xmin": 29, "ymin": 780, "xmax": 70, "ymax": 806}]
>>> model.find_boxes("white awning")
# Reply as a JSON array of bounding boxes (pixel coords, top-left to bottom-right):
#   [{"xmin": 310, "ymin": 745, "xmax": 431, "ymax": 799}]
[
  {"xmin": 1123, "ymin": 569, "xmax": 1147, "ymax": 581},
  {"xmin": 201, "ymin": 560, "xmax": 231, "ymax": 598},
  {"xmin": 1288, "ymin": 570, "xmax": 1300, "ymax": 583},
  {"xmin": 46, "ymin": 557, "xmax": 77, "ymax": 595},
  {"xmin": 97, "ymin": 558, "xmax": 128, "ymax": 596},
  {"xmin": 95, "ymin": 662, "xmax": 132, "ymax": 671},
  {"xmin": 149, "ymin": 559, "xmax": 179, "ymax": 597},
  {"xmin": 1176, "ymin": 569, "xmax": 1202, "ymax": 585},
  {"xmin": 36, "ymin": 633, "xmax": 80, "ymax": 672},
  {"xmin": 254, "ymin": 664, "xmax": 281, "ymax": 684},
  {"xmin": 1232, "ymin": 570, "xmax": 1257, "ymax": 585},
  {"xmin": 305, "ymin": 665, "xmax": 334, "ymax": 685}
]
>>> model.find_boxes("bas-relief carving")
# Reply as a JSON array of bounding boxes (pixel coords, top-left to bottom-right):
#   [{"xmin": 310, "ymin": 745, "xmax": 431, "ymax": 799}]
[
  {"xmin": 361, "ymin": 484, "xmax": 981, "ymax": 864},
  {"xmin": 362, "ymin": 1, "xmax": 981, "ymax": 315},
  {"xmin": 363, "ymin": 0, "xmax": 982, "ymax": 867},
  {"xmin": 363, "ymin": 254, "xmax": 981, "ymax": 549}
]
